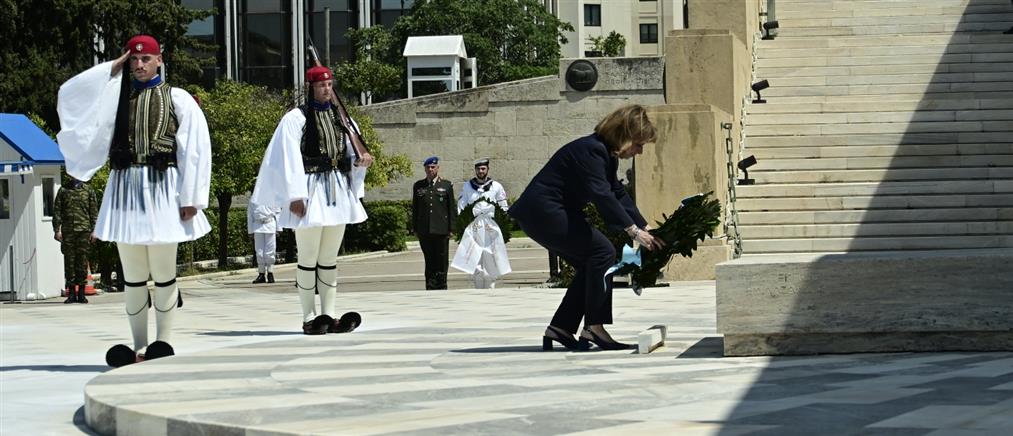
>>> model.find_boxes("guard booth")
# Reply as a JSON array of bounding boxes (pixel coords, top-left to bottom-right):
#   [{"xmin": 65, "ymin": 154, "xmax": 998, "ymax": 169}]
[
  {"xmin": 0, "ymin": 114, "xmax": 65, "ymax": 301},
  {"xmin": 403, "ymin": 35, "xmax": 477, "ymax": 98}
]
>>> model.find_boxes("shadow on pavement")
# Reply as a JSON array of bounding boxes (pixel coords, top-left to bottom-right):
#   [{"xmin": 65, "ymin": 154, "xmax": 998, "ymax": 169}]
[
  {"xmin": 199, "ymin": 330, "xmax": 302, "ymax": 337},
  {"xmin": 674, "ymin": 337, "xmax": 725, "ymax": 359},
  {"xmin": 1, "ymin": 364, "xmax": 109, "ymax": 373}
]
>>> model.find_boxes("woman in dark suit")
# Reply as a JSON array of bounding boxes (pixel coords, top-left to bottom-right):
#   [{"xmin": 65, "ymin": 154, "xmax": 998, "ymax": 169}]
[{"xmin": 509, "ymin": 105, "xmax": 663, "ymax": 351}]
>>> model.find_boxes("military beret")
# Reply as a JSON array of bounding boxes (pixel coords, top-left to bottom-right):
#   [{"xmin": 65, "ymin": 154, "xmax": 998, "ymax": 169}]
[{"xmin": 423, "ymin": 156, "xmax": 439, "ymax": 166}]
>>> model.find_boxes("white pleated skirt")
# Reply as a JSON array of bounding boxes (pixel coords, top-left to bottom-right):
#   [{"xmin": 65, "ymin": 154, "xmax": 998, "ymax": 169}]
[
  {"xmin": 94, "ymin": 166, "xmax": 211, "ymax": 244},
  {"xmin": 278, "ymin": 169, "xmax": 368, "ymax": 229}
]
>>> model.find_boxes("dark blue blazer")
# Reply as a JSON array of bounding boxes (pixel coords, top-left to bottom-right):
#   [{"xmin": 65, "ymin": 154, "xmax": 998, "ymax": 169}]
[{"xmin": 509, "ymin": 134, "xmax": 647, "ymax": 231}]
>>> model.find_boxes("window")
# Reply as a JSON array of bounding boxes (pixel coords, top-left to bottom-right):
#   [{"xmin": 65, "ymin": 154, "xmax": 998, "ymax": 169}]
[
  {"xmin": 584, "ymin": 4, "xmax": 601, "ymax": 27},
  {"xmin": 42, "ymin": 176, "xmax": 55, "ymax": 218},
  {"xmin": 0, "ymin": 179, "xmax": 9, "ymax": 219},
  {"xmin": 640, "ymin": 23, "xmax": 658, "ymax": 43},
  {"xmin": 239, "ymin": 0, "xmax": 292, "ymax": 89}
]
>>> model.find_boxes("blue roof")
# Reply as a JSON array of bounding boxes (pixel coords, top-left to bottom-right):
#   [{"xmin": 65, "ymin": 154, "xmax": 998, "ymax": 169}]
[{"xmin": 0, "ymin": 113, "xmax": 64, "ymax": 164}]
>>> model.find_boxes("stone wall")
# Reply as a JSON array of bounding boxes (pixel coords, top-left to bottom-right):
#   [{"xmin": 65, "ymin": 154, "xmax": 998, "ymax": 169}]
[{"xmin": 359, "ymin": 57, "xmax": 665, "ymax": 201}]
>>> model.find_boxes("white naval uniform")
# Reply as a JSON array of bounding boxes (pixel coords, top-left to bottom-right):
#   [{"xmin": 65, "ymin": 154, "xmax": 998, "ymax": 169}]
[
  {"xmin": 451, "ymin": 178, "xmax": 512, "ymax": 288},
  {"xmin": 250, "ymin": 106, "xmax": 368, "ymax": 323},
  {"xmin": 247, "ymin": 202, "xmax": 281, "ymax": 273},
  {"xmin": 56, "ymin": 61, "xmax": 212, "ymax": 353}
]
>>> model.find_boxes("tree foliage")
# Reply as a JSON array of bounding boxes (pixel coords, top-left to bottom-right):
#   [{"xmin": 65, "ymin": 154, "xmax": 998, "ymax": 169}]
[
  {"xmin": 193, "ymin": 81, "xmax": 287, "ymax": 200},
  {"xmin": 0, "ymin": 0, "xmax": 212, "ymax": 127},
  {"xmin": 350, "ymin": 0, "xmax": 572, "ymax": 97},
  {"xmin": 192, "ymin": 80, "xmax": 286, "ymax": 267},
  {"xmin": 588, "ymin": 31, "xmax": 627, "ymax": 57},
  {"xmin": 332, "ymin": 26, "xmax": 403, "ymax": 103}
]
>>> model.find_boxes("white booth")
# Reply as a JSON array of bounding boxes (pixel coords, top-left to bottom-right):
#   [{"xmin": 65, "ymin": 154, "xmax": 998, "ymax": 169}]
[
  {"xmin": 0, "ymin": 114, "xmax": 65, "ymax": 301},
  {"xmin": 403, "ymin": 35, "xmax": 477, "ymax": 98}
]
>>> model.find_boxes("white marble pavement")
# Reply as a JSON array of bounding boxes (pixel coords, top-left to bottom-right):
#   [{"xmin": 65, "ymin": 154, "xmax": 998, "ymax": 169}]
[{"xmin": 4, "ymin": 280, "xmax": 1013, "ymax": 435}]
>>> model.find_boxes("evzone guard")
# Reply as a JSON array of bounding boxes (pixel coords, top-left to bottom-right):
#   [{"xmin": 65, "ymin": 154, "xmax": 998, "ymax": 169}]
[{"xmin": 56, "ymin": 35, "xmax": 213, "ymax": 367}]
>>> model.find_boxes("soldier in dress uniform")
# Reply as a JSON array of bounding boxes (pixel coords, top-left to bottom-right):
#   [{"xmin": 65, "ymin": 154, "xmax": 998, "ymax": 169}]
[
  {"xmin": 53, "ymin": 175, "xmax": 98, "ymax": 304},
  {"xmin": 411, "ymin": 156, "xmax": 456, "ymax": 290}
]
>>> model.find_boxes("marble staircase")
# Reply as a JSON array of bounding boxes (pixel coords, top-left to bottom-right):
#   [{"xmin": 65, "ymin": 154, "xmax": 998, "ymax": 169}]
[{"xmin": 737, "ymin": 0, "xmax": 1013, "ymax": 254}]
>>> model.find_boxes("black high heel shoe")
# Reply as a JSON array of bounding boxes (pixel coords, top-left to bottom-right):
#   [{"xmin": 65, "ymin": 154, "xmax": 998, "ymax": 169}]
[
  {"xmin": 542, "ymin": 325, "xmax": 590, "ymax": 351},
  {"xmin": 580, "ymin": 327, "xmax": 635, "ymax": 351}
]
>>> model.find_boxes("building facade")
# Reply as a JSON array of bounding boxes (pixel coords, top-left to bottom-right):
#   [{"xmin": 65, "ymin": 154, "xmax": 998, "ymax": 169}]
[
  {"xmin": 183, "ymin": 0, "xmax": 415, "ymax": 90},
  {"xmin": 540, "ymin": 0, "xmax": 685, "ymax": 58},
  {"xmin": 183, "ymin": 1, "xmax": 682, "ymax": 91}
]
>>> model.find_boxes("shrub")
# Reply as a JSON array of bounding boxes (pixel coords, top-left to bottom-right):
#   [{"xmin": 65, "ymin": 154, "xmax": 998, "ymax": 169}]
[{"xmin": 343, "ymin": 201, "xmax": 409, "ymax": 253}]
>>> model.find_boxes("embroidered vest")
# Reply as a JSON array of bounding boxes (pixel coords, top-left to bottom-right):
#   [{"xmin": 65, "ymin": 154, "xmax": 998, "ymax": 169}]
[
  {"xmin": 110, "ymin": 82, "xmax": 178, "ymax": 170},
  {"xmin": 300, "ymin": 106, "xmax": 349, "ymax": 174}
]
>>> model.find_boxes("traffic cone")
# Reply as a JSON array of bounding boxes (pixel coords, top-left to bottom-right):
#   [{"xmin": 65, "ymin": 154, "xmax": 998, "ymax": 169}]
[{"xmin": 84, "ymin": 265, "xmax": 97, "ymax": 295}]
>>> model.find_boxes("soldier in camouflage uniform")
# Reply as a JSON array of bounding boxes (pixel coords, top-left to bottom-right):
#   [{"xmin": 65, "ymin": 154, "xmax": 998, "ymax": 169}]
[{"xmin": 53, "ymin": 176, "xmax": 98, "ymax": 303}]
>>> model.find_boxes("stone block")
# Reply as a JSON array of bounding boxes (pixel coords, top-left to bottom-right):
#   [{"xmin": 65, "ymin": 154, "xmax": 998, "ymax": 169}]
[
  {"xmin": 687, "ymin": 0, "xmax": 760, "ymax": 54},
  {"xmin": 494, "ymin": 110, "xmax": 517, "ymax": 136},
  {"xmin": 638, "ymin": 325, "xmax": 667, "ymax": 354},
  {"xmin": 415, "ymin": 89, "xmax": 489, "ymax": 113},
  {"xmin": 413, "ymin": 123, "xmax": 442, "ymax": 141},
  {"xmin": 360, "ymin": 101, "xmax": 417, "ymax": 125},
  {"xmin": 488, "ymin": 77, "xmax": 560, "ymax": 102},
  {"xmin": 665, "ymin": 29, "xmax": 750, "ymax": 119},
  {"xmin": 559, "ymin": 57, "xmax": 665, "ymax": 92},
  {"xmin": 662, "ymin": 242, "xmax": 732, "ymax": 281},
  {"xmin": 716, "ymin": 249, "xmax": 1013, "ymax": 356}
]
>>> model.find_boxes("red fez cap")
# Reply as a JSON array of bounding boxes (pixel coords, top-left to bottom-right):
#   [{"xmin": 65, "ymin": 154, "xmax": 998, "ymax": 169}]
[
  {"xmin": 306, "ymin": 66, "xmax": 333, "ymax": 83},
  {"xmin": 126, "ymin": 35, "xmax": 161, "ymax": 55}
]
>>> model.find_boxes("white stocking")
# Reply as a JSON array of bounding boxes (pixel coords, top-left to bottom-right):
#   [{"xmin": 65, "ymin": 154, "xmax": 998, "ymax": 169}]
[
  {"xmin": 118, "ymin": 244, "xmax": 150, "ymax": 352},
  {"xmin": 149, "ymin": 244, "xmax": 179, "ymax": 344}
]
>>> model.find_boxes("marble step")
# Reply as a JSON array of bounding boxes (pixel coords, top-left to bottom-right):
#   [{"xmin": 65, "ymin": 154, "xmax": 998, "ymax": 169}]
[
  {"xmin": 756, "ymin": 73, "xmax": 1013, "ymax": 88},
  {"xmin": 776, "ymin": 0, "xmax": 1010, "ymax": 9},
  {"xmin": 759, "ymin": 63, "xmax": 1013, "ymax": 79},
  {"xmin": 747, "ymin": 133, "xmax": 1013, "ymax": 147},
  {"xmin": 757, "ymin": 52, "xmax": 1013, "ymax": 68},
  {"xmin": 776, "ymin": 4, "xmax": 1013, "ymax": 20},
  {"xmin": 748, "ymin": 144, "xmax": 1013, "ymax": 159},
  {"xmin": 749, "ymin": 155, "xmax": 1013, "ymax": 171},
  {"xmin": 736, "ymin": 180, "xmax": 1013, "ymax": 198},
  {"xmin": 748, "ymin": 110, "xmax": 1013, "ymax": 125},
  {"xmin": 744, "ymin": 120, "xmax": 1013, "ymax": 136},
  {"xmin": 759, "ymin": 44, "xmax": 1013, "ymax": 60},
  {"xmin": 773, "ymin": 21, "xmax": 1010, "ymax": 37},
  {"xmin": 737, "ymin": 207, "xmax": 1013, "ymax": 225},
  {"xmin": 747, "ymin": 100, "xmax": 1013, "ymax": 115},
  {"xmin": 739, "ymin": 221, "xmax": 1013, "ymax": 239},
  {"xmin": 758, "ymin": 33, "xmax": 1013, "ymax": 49},
  {"xmin": 735, "ymin": 193, "xmax": 1013, "ymax": 211},
  {"xmin": 739, "ymin": 235, "xmax": 1013, "ymax": 253},
  {"xmin": 757, "ymin": 92, "xmax": 1013, "ymax": 104},
  {"xmin": 751, "ymin": 167, "xmax": 1013, "ymax": 184},
  {"xmin": 761, "ymin": 82, "xmax": 1013, "ymax": 98}
]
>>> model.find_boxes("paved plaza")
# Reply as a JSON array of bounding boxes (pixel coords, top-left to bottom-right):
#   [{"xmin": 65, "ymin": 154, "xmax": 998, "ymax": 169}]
[{"xmin": 2, "ymin": 244, "xmax": 1012, "ymax": 435}]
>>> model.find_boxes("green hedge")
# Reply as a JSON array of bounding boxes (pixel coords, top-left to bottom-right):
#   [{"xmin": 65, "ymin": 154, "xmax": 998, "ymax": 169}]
[{"xmin": 343, "ymin": 201, "xmax": 409, "ymax": 253}]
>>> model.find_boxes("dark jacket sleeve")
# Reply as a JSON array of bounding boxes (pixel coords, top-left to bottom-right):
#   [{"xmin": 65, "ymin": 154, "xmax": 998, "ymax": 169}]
[
  {"xmin": 574, "ymin": 145, "xmax": 638, "ymax": 230},
  {"xmin": 615, "ymin": 182, "xmax": 647, "ymax": 228}
]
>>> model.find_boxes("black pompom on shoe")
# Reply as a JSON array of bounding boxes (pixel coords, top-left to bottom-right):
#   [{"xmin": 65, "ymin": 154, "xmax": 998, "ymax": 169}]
[
  {"xmin": 105, "ymin": 344, "xmax": 137, "ymax": 368},
  {"xmin": 329, "ymin": 312, "xmax": 362, "ymax": 333},
  {"xmin": 145, "ymin": 341, "xmax": 175, "ymax": 360}
]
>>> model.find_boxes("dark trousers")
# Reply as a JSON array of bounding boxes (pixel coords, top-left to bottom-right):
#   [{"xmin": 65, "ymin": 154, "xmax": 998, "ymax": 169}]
[
  {"xmin": 520, "ymin": 213, "xmax": 616, "ymax": 334},
  {"xmin": 418, "ymin": 234, "xmax": 449, "ymax": 290}
]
